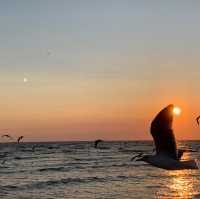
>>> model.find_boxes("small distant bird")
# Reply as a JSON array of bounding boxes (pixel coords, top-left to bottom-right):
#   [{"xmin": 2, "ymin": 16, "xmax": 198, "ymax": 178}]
[
  {"xmin": 1, "ymin": 159, "xmax": 7, "ymax": 165},
  {"xmin": 196, "ymin": 116, "xmax": 200, "ymax": 126},
  {"xmin": 32, "ymin": 145, "xmax": 37, "ymax": 152},
  {"xmin": 1, "ymin": 134, "xmax": 13, "ymax": 140},
  {"xmin": 17, "ymin": 136, "xmax": 24, "ymax": 143},
  {"xmin": 94, "ymin": 139, "xmax": 103, "ymax": 148},
  {"xmin": 47, "ymin": 50, "xmax": 51, "ymax": 56}
]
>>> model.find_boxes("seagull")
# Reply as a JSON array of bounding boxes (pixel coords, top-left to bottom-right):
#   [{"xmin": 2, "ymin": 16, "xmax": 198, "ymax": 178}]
[
  {"xmin": 47, "ymin": 50, "xmax": 52, "ymax": 56},
  {"xmin": 17, "ymin": 136, "xmax": 24, "ymax": 144},
  {"xmin": 94, "ymin": 139, "xmax": 103, "ymax": 149},
  {"xmin": 134, "ymin": 104, "xmax": 198, "ymax": 170},
  {"xmin": 1, "ymin": 134, "xmax": 13, "ymax": 140},
  {"xmin": 32, "ymin": 145, "xmax": 37, "ymax": 152},
  {"xmin": 196, "ymin": 116, "xmax": 200, "ymax": 126},
  {"xmin": 1, "ymin": 159, "xmax": 7, "ymax": 165}
]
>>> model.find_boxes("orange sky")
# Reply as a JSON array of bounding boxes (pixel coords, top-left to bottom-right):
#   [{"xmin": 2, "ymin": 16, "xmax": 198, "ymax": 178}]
[
  {"xmin": 0, "ymin": 75, "xmax": 200, "ymax": 141},
  {"xmin": 1, "ymin": 2, "xmax": 200, "ymax": 141}
]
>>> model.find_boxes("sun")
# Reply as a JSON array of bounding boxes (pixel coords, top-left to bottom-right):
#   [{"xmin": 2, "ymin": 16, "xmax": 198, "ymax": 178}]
[{"xmin": 173, "ymin": 107, "xmax": 181, "ymax": 115}]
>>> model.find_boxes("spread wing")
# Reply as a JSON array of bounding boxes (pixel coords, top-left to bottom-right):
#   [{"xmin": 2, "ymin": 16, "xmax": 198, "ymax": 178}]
[
  {"xmin": 94, "ymin": 139, "xmax": 103, "ymax": 148},
  {"xmin": 196, "ymin": 116, "xmax": 200, "ymax": 125},
  {"xmin": 150, "ymin": 104, "xmax": 178, "ymax": 160}
]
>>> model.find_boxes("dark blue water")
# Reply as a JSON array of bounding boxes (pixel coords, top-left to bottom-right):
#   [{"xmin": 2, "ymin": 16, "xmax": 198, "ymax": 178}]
[{"xmin": 0, "ymin": 141, "xmax": 200, "ymax": 199}]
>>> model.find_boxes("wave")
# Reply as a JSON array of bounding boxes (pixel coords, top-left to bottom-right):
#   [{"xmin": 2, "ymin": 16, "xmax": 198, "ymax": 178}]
[
  {"xmin": 38, "ymin": 166, "xmax": 67, "ymax": 172},
  {"xmin": 14, "ymin": 156, "xmax": 38, "ymax": 160},
  {"xmin": 0, "ymin": 175, "xmax": 143, "ymax": 191}
]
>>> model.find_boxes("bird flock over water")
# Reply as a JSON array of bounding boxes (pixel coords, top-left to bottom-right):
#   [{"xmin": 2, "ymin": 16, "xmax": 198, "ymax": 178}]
[
  {"xmin": 0, "ymin": 104, "xmax": 200, "ymax": 170},
  {"xmin": 1, "ymin": 134, "xmax": 24, "ymax": 143},
  {"xmin": 0, "ymin": 135, "xmax": 25, "ymax": 164},
  {"xmin": 130, "ymin": 105, "xmax": 199, "ymax": 170}
]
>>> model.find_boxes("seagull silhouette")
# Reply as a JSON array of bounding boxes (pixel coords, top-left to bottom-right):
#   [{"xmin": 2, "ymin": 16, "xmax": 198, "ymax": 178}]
[
  {"xmin": 94, "ymin": 139, "xmax": 103, "ymax": 149},
  {"xmin": 1, "ymin": 134, "xmax": 13, "ymax": 140},
  {"xmin": 17, "ymin": 136, "xmax": 24, "ymax": 144},
  {"xmin": 1, "ymin": 159, "xmax": 7, "ymax": 165},
  {"xmin": 196, "ymin": 116, "xmax": 200, "ymax": 126},
  {"xmin": 32, "ymin": 145, "xmax": 37, "ymax": 152},
  {"xmin": 134, "ymin": 104, "xmax": 198, "ymax": 170}
]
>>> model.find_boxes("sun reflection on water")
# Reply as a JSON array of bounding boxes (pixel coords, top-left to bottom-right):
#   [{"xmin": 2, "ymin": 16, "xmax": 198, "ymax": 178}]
[
  {"xmin": 168, "ymin": 170, "xmax": 198, "ymax": 198},
  {"xmin": 156, "ymin": 169, "xmax": 199, "ymax": 198},
  {"xmin": 156, "ymin": 152, "xmax": 200, "ymax": 198}
]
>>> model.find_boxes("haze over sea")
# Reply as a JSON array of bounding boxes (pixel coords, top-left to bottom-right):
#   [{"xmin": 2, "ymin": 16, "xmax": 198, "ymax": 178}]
[{"xmin": 0, "ymin": 140, "xmax": 200, "ymax": 199}]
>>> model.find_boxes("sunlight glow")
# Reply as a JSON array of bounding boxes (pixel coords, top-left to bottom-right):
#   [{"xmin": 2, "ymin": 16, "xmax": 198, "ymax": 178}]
[{"xmin": 173, "ymin": 107, "xmax": 181, "ymax": 115}]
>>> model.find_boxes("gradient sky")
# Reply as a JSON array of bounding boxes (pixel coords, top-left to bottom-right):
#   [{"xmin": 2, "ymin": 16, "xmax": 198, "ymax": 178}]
[{"xmin": 1, "ymin": 1, "xmax": 200, "ymax": 141}]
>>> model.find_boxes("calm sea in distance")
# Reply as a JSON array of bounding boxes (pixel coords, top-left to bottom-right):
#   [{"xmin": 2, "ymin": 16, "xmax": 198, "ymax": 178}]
[{"xmin": 0, "ymin": 141, "xmax": 200, "ymax": 199}]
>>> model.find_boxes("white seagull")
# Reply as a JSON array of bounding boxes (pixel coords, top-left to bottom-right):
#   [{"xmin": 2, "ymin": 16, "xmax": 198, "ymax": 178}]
[{"xmin": 134, "ymin": 104, "xmax": 198, "ymax": 170}]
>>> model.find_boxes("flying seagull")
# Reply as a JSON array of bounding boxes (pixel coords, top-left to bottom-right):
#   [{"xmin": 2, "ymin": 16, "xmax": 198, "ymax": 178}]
[
  {"xmin": 1, "ymin": 134, "xmax": 13, "ymax": 140},
  {"xmin": 1, "ymin": 159, "xmax": 7, "ymax": 165},
  {"xmin": 31, "ymin": 145, "xmax": 37, "ymax": 152},
  {"xmin": 94, "ymin": 139, "xmax": 103, "ymax": 149},
  {"xmin": 196, "ymin": 116, "xmax": 200, "ymax": 126},
  {"xmin": 17, "ymin": 136, "xmax": 24, "ymax": 144},
  {"xmin": 133, "ymin": 104, "xmax": 198, "ymax": 170}
]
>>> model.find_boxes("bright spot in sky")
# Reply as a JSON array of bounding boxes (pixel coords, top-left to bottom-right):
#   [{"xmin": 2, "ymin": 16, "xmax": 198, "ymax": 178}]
[
  {"xmin": 23, "ymin": 78, "xmax": 28, "ymax": 83},
  {"xmin": 173, "ymin": 107, "xmax": 181, "ymax": 115}
]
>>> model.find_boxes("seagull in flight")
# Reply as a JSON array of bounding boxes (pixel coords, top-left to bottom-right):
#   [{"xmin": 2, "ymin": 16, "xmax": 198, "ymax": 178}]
[
  {"xmin": 196, "ymin": 115, "xmax": 200, "ymax": 126},
  {"xmin": 1, "ymin": 134, "xmax": 13, "ymax": 140},
  {"xmin": 94, "ymin": 139, "xmax": 103, "ymax": 149},
  {"xmin": 17, "ymin": 136, "xmax": 24, "ymax": 144},
  {"xmin": 1, "ymin": 159, "xmax": 7, "ymax": 165},
  {"xmin": 133, "ymin": 104, "xmax": 198, "ymax": 170},
  {"xmin": 31, "ymin": 145, "xmax": 37, "ymax": 152}
]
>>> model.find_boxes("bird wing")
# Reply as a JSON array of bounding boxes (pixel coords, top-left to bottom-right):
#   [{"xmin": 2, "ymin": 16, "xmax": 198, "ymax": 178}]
[
  {"xmin": 17, "ymin": 136, "xmax": 23, "ymax": 143},
  {"xmin": 150, "ymin": 104, "xmax": 178, "ymax": 160},
  {"xmin": 94, "ymin": 139, "xmax": 103, "ymax": 148},
  {"xmin": 2, "ymin": 134, "xmax": 8, "ymax": 137},
  {"xmin": 196, "ymin": 116, "xmax": 200, "ymax": 125}
]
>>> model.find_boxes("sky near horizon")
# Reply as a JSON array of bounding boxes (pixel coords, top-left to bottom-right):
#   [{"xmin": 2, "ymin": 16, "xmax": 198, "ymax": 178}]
[{"xmin": 1, "ymin": 1, "xmax": 200, "ymax": 141}]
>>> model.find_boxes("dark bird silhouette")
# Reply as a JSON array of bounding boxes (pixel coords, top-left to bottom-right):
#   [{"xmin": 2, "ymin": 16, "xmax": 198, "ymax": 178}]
[
  {"xmin": 134, "ymin": 104, "xmax": 198, "ymax": 170},
  {"xmin": 17, "ymin": 136, "xmax": 24, "ymax": 143},
  {"xmin": 94, "ymin": 139, "xmax": 103, "ymax": 148},
  {"xmin": 196, "ymin": 116, "xmax": 200, "ymax": 126},
  {"xmin": 1, "ymin": 134, "xmax": 13, "ymax": 140},
  {"xmin": 32, "ymin": 145, "xmax": 37, "ymax": 152},
  {"xmin": 1, "ymin": 159, "xmax": 7, "ymax": 165}
]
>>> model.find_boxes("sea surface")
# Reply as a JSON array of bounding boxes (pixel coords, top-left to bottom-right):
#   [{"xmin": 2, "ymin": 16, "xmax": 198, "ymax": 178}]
[{"xmin": 0, "ymin": 141, "xmax": 200, "ymax": 199}]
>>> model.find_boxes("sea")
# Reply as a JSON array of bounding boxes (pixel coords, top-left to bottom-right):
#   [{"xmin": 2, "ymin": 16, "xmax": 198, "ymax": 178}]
[{"xmin": 0, "ymin": 141, "xmax": 200, "ymax": 199}]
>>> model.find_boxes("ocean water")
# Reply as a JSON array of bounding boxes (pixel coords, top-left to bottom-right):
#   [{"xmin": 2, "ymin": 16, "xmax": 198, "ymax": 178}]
[{"xmin": 0, "ymin": 141, "xmax": 200, "ymax": 199}]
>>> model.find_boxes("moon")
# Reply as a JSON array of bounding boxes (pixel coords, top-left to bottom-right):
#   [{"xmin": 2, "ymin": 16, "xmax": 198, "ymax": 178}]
[{"xmin": 23, "ymin": 78, "xmax": 28, "ymax": 83}]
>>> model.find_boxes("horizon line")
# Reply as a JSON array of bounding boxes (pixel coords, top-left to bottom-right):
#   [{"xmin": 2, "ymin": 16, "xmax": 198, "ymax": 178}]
[{"xmin": 1, "ymin": 139, "xmax": 200, "ymax": 143}]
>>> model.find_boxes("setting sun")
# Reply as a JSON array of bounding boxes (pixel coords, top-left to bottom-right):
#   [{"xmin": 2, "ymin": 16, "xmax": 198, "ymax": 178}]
[{"xmin": 173, "ymin": 107, "xmax": 181, "ymax": 115}]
